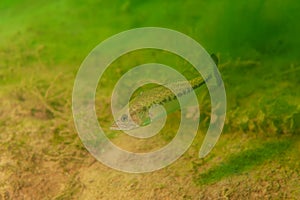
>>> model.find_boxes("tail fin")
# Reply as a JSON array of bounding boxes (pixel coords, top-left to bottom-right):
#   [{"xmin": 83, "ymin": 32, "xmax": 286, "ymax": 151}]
[
  {"xmin": 211, "ymin": 53, "xmax": 219, "ymax": 66},
  {"xmin": 210, "ymin": 53, "xmax": 222, "ymax": 86}
]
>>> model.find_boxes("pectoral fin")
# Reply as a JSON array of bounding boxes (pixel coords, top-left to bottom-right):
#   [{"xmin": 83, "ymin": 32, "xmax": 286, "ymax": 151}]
[{"xmin": 137, "ymin": 110, "xmax": 152, "ymax": 126}]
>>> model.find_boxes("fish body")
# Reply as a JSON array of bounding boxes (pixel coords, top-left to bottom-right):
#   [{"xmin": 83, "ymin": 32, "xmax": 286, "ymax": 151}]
[
  {"xmin": 110, "ymin": 75, "xmax": 208, "ymax": 130},
  {"xmin": 110, "ymin": 54, "xmax": 219, "ymax": 131}
]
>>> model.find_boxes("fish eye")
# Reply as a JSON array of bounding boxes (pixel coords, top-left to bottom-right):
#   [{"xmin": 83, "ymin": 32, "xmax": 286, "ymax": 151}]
[{"xmin": 121, "ymin": 114, "xmax": 128, "ymax": 122}]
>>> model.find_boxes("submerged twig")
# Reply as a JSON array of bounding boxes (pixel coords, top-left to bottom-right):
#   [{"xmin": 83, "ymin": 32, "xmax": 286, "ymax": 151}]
[{"xmin": 31, "ymin": 87, "xmax": 67, "ymax": 120}]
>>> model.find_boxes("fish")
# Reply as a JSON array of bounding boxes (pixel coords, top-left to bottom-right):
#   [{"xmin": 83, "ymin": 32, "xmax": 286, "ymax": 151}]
[{"xmin": 110, "ymin": 54, "xmax": 219, "ymax": 131}]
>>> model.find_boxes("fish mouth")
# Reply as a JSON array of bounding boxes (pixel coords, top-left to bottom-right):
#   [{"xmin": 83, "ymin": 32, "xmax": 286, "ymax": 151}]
[{"xmin": 109, "ymin": 122, "xmax": 122, "ymax": 130}]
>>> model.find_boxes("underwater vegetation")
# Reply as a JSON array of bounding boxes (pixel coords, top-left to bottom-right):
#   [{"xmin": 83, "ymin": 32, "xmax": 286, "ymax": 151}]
[{"xmin": 0, "ymin": 0, "xmax": 299, "ymax": 199}]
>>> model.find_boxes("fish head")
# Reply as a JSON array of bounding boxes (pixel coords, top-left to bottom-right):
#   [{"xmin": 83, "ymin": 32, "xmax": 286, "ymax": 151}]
[{"xmin": 110, "ymin": 112, "xmax": 140, "ymax": 131}]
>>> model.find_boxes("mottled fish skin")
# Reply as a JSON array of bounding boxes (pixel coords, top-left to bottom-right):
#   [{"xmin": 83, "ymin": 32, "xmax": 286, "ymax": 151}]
[
  {"xmin": 128, "ymin": 76, "xmax": 208, "ymax": 126},
  {"xmin": 110, "ymin": 54, "xmax": 219, "ymax": 130}
]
